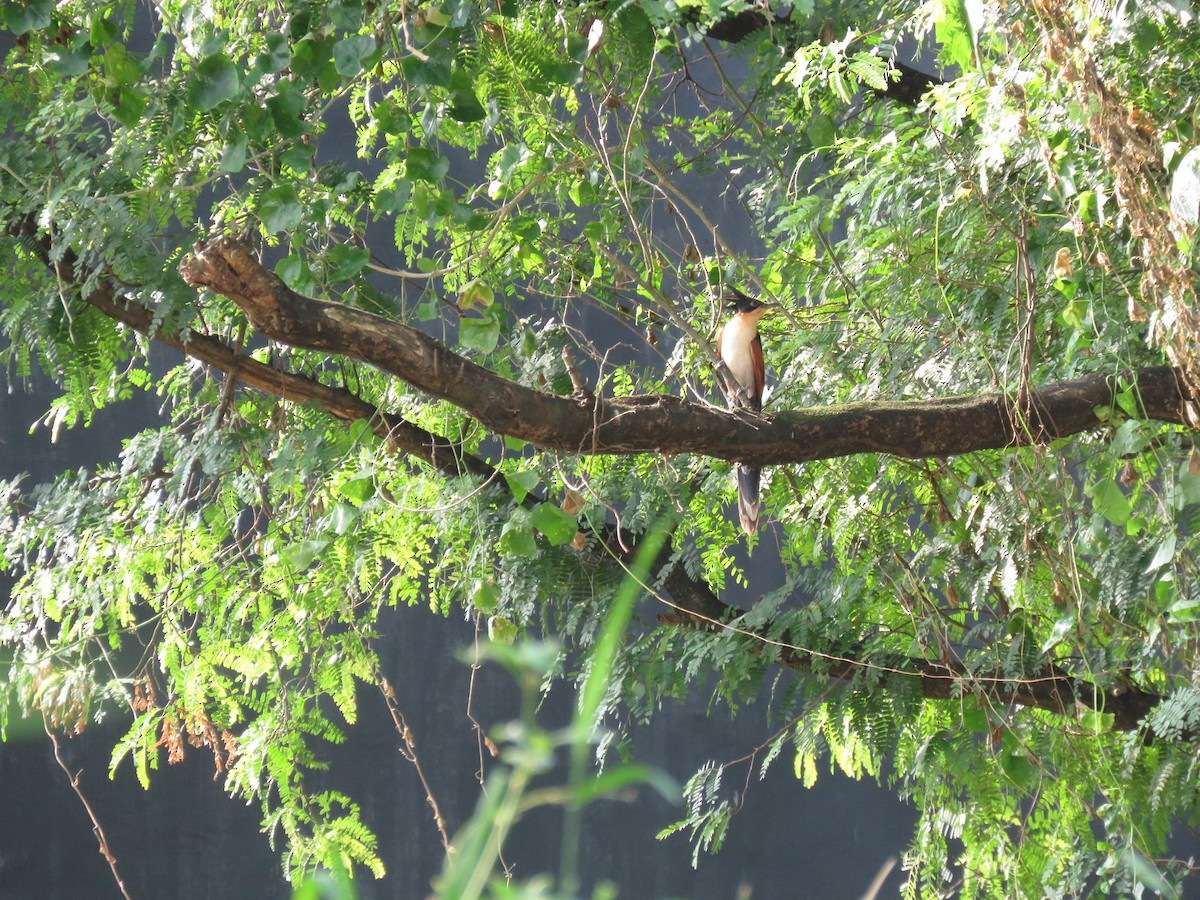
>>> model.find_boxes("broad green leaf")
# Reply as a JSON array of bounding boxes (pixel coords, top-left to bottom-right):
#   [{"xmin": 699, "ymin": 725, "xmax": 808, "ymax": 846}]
[
  {"xmin": 457, "ymin": 279, "xmax": 494, "ymax": 311},
  {"xmin": 113, "ymin": 86, "xmax": 148, "ymax": 127},
  {"xmin": 448, "ymin": 87, "xmax": 484, "ymax": 124},
  {"xmin": 5, "ymin": 0, "xmax": 51, "ymax": 34},
  {"xmin": 267, "ymin": 80, "xmax": 307, "ymax": 137},
  {"xmin": 337, "ymin": 472, "xmax": 376, "ymax": 504},
  {"xmin": 1092, "ymin": 479, "xmax": 1131, "ymax": 527},
  {"xmin": 405, "ymin": 148, "xmax": 450, "ymax": 183},
  {"xmin": 499, "ymin": 510, "xmax": 538, "ymax": 557},
  {"xmin": 218, "ymin": 132, "xmax": 248, "ymax": 173},
  {"xmin": 458, "ymin": 309, "xmax": 502, "ymax": 353},
  {"xmin": 531, "ymin": 503, "xmax": 577, "ymax": 546},
  {"xmin": 283, "ymin": 539, "xmax": 330, "ymax": 570},
  {"xmin": 1000, "ymin": 750, "xmax": 1036, "ymax": 789},
  {"xmin": 259, "ymin": 185, "xmax": 304, "ymax": 234},
  {"xmin": 256, "ymin": 32, "xmax": 292, "ymax": 73},
  {"xmin": 504, "ymin": 470, "xmax": 540, "ymax": 504},
  {"xmin": 325, "ymin": 244, "xmax": 371, "ymax": 281},
  {"xmin": 332, "ymin": 34, "xmax": 376, "ymax": 77},
  {"xmin": 488, "ymin": 616, "xmax": 519, "ymax": 643},
  {"xmin": 806, "ymin": 113, "xmax": 836, "ymax": 149},
  {"xmin": 472, "ymin": 580, "xmax": 500, "ymax": 614},
  {"xmin": 190, "ymin": 53, "xmax": 242, "ymax": 111},
  {"xmin": 281, "ymin": 144, "xmax": 314, "ymax": 174}
]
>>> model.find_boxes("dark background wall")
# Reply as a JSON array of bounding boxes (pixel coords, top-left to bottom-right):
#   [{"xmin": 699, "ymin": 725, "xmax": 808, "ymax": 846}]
[
  {"xmin": 0, "ymin": 375, "xmax": 916, "ymax": 899},
  {"xmin": 0, "ymin": 15, "xmax": 918, "ymax": 896}
]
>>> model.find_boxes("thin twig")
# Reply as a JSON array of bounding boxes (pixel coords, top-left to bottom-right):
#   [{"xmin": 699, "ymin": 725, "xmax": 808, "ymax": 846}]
[
  {"xmin": 46, "ymin": 721, "xmax": 133, "ymax": 900},
  {"xmin": 376, "ymin": 673, "xmax": 452, "ymax": 851}
]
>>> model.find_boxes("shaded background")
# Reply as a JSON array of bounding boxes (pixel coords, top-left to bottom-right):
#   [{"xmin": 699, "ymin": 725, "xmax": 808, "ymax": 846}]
[
  {"xmin": 0, "ymin": 375, "xmax": 916, "ymax": 898},
  {"xmin": 0, "ymin": 14, "xmax": 923, "ymax": 898}
]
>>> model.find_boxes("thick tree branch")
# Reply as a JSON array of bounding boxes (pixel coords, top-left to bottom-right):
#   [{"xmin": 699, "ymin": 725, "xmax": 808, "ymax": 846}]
[
  {"xmin": 12, "ymin": 221, "xmax": 1182, "ymax": 742},
  {"xmin": 84, "ymin": 286, "xmax": 507, "ymax": 486},
  {"xmin": 671, "ymin": 582, "xmax": 1169, "ymax": 738},
  {"xmin": 181, "ymin": 236, "xmax": 1193, "ymax": 467},
  {"xmin": 9, "ymin": 218, "xmax": 504, "ymax": 487},
  {"xmin": 89, "ymin": 244, "xmax": 1174, "ymax": 738}
]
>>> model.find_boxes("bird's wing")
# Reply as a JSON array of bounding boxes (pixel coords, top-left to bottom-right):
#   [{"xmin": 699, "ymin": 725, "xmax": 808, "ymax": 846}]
[{"xmin": 750, "ymin": 333, "xmax": 764, "ymax": 410}]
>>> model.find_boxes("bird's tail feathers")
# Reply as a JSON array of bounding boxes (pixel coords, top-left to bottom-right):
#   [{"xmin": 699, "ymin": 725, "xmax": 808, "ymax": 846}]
[{"xmin": 736, "ymin": 464, "xmax": 760, "ymax": 536}]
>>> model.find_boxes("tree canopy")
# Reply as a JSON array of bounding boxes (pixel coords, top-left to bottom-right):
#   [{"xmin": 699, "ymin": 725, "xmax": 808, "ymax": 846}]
[{"xmin": 2, "ymin": 0, "xmax": 1200, "ymax": 895}]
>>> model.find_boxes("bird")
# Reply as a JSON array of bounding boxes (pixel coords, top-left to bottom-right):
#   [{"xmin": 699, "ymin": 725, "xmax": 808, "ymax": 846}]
[{"xmin": 715, "ymin": 288, "xmax": 767, "ymax": 535}]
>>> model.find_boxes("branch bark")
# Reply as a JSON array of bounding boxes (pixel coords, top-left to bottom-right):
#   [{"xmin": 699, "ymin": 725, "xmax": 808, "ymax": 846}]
[
  {"xmin": 10, "ymin": 221, "xmax": 1182, "ymax": 742},
  {"xmin": 11, "ymin": 218, "xmax": 507, "ymax": 489},
  {"xmin": 181, "ymin": 235, "xmax": 1193, "ymax": 467},
  {"xmin": 674, "ymin": 583, "xmax": 1168, "ymax": 738}
]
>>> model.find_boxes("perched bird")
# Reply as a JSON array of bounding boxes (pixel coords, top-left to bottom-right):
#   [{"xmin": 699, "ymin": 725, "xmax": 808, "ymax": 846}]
[{"xmin": 715, "ymin": 288, "xmax": 766, "ymax": 535}]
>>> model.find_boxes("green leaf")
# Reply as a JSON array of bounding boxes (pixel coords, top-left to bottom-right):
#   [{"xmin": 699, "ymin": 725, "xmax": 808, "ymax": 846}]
[
  {"xmin": 499, "ymin": 510, "xmax": 538, "ymax": 557},
  {"xmin": 325, "ymin": 502, "xmax": 358, "ymax": 535},
  {"xmin": 531, "ymin": 503, "xmax": 578, "ymax": 546},
  {"xmin": 290, "ymin": 34, "xmax": 338, "ymax": 87},
  {"xmin": 47, "ymin": 46, "xmax": 90, "ymax": 76},
  {"xmin": 5, "ymin": 0, "xmax": 52, "ymax": 34},
  {"xmin": 325, "ymin": 244, "xmax": 371, "ymax": 281},
  {"xmin": 405, "ymin": 148, "xmax": 450, "ymax": 183},
  {"xmin": 568, "ymin": 763, "xmax": 678, "ymax": 807},
  {"xmin": 1178, "ymin": 464, "xmax": 1200, "ymax": 506},
  {"xmin": 90, "ymin": 14, "xmax": 118, "ymax": 46},
  {"xmin": 806, "ymin": 113, "xmax": 836, "ymax": 149},
  {"xmin": 281, "ymin": 144, "xmax": 314, "ymax": 174},
  {"xmin": 267, "ymin": 80, "xmax": 307, "ymax": 137},
  {"xmin": 458, "ymin": 308, "xmax": 502, "ymax": 353},
  {"xmin": 256, "ymin": 32, "xmax": 292, "ymax": 73},
  {"xmin": 472, "ymin": 580, "xmax": 500, "ymax": 614},
  {"xmin": 1078, "ymin": 709, "xmax": 1114, "ymax": 733},
  {"xmin": 1167, "ymin": 596, "xmax": 1200, "ymax": 623},
  {"xmin": 1040, "ymin": 615, "xmax": 1076, "ymax": 653},
  {"xmin": 457, "ymin": 279, "xmax": 494, "ymax": 312},
  {"xmin": 332, "ymin": 34, "xmax": 376, "ymax": 77},
  {"xmin": 1092, "ymin": 479, "xmax": 1130, "ymax": 527},
  {"xmin": 400, "ymin": 54, "xmax": 452, "ymax": 88},
  {"xmin": 449, "ymin": 91, "xmax": 486, "ymax": 123},
  {"xmin": 935, "ymin": 0, "xmax": 976, "ymax": 71},
  {"xmin": 113, "ymin": 86, "xmax": 148, "ymax": 127},
  {"xmin": 1110, "ymin": 420, "xmax": 1148, "ymax": 456},
  {"xmin": 1061, "ymin": 298, "xmax": 1088, "ymax": 329},
  {"xmin": 259, "ymin": 185, "xmax": 304, "ymax": 234},
  {"xmin": 504, "ymin": 470, "xmax": 540, "ymax": 504},
  {"xmin": 190, "ymin": 53, "xmax": 242, "ymax": 111},
  {"xmin": 961, "ymin": 704, "xmax": 990, "ymax": 733},
  {"xmin": 218, "ymin": 132, "xmax": 248, "ymax": 173},
  {"xmin": 1115, "ymin": 384, "xmax": 1140, "ymax": 419},
  {"xmin": 337, "ymin": 472, "xmax": 376, "ymax": 504},
  {"xmin": 488, "ymin": 616, "xmax": 519, "ymax": 644},
  {"xmin": 276, "ymin": 254, "xmax": 309, "ymax": 290},
  {"xmin": 1000, "ymin": 749, "xmax": 1036, "ymax": 790},
  {"xmin": 282, "ymin": 539, "xmax": 330, "ymax": 570},
  {"xmin": 1142, "ymin": 532, "xmax": 1180, "ymax": 573}
]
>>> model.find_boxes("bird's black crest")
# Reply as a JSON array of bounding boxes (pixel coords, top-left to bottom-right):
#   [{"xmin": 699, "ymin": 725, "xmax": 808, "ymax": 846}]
[{"xmin": 722, "ymin": 288, "xmax": 763, "ymax": 313}]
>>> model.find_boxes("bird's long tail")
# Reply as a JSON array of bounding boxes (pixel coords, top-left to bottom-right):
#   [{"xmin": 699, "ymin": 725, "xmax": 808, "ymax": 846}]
[{"xmin": 736, "ymin": 464, "xmax": 760, "ymax": 536}]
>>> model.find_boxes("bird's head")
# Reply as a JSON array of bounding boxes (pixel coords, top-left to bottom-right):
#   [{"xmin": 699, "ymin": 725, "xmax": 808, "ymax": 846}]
[{"xmin": 722, "ymin": 288, "xmax": 767, "ymax": 319}]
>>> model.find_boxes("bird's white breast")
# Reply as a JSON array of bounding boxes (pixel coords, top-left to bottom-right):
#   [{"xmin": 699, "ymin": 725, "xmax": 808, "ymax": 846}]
[{"xmin": 720, "ymin": 315, "xmax": 759, "ymax": 394}]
